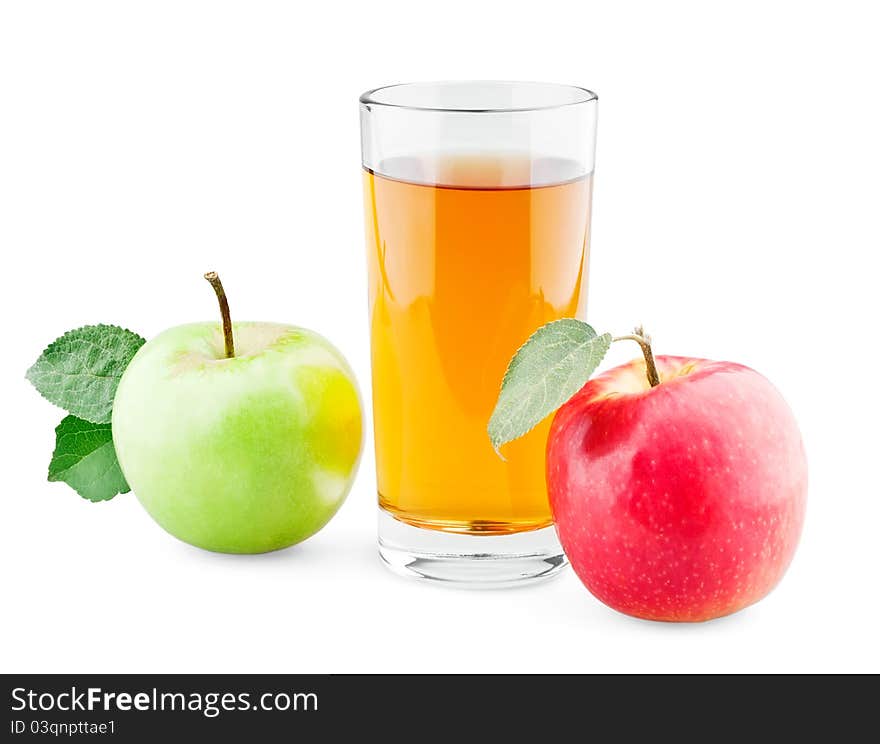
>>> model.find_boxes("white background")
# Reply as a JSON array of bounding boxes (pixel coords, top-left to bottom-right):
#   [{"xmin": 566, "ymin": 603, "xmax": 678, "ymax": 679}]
[{"xmin": 1, "ymin": 1, "xmax": 878, "ymax": 674}]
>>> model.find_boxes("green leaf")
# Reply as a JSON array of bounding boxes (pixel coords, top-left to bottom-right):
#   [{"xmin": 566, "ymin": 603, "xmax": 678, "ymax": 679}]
[
  {"xmin": 488, "ymin": 318, "xmax": 612, "ymax": 453},
  {"xmin": 48, "ymin": 415, "xmax": 130, "ymax": 502},
  {"xmin": 26, "ymin": 324, "xmax": 145, "ymax": 424}
]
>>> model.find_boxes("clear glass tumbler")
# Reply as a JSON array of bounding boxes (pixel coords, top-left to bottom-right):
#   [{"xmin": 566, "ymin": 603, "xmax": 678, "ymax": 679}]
[{"xmin": 360, "ymin": 82, "xmax": 598, "ymax": 585}]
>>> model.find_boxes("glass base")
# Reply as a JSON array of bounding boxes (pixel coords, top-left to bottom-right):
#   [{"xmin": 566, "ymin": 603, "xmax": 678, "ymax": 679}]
[{"xmin": 377, "ymin": 508, "xmax": 568, "ymax": 587}]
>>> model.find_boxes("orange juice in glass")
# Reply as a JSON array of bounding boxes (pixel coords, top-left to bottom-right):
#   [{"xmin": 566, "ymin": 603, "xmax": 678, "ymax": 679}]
[{"xmin": 361, "ymin": 82, "xmax": 597, "ymax": 585}]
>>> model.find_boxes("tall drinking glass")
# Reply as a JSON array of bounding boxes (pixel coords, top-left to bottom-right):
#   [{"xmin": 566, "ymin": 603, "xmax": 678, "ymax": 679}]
[{"xmin": 360, "ymin": 82, "xmax": 598, "ymax": 585}]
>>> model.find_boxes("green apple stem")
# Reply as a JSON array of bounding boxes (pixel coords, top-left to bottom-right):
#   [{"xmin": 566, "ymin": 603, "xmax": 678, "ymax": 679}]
[
  {"xmin": 612, "ymin": 326, "xmax": 660, "ymax": 387},
  {"xmin": 204, "ymin": 271, "xmax": 235, "ymax": 358}
]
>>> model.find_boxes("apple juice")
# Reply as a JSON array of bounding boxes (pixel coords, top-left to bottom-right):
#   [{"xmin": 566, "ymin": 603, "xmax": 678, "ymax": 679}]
[{"xmin": 363, "ymin": 154, "xmax": 592, "ymax": 534}]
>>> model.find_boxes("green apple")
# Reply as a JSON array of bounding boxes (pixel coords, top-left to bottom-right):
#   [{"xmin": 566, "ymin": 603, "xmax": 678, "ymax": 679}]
[{"xmin": 111, "ymin": 276, "xmax": 362, "ymax": 553}]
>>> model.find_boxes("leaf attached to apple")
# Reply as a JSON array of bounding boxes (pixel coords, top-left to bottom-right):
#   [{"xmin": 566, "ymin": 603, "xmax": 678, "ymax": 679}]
[
  {"xmin": 488, "ymin": 320, "xmax": 808, "ymax": 622},
  {"xmin": 25, "ymin": 273, "xmax": 363, "ymax": 554}
]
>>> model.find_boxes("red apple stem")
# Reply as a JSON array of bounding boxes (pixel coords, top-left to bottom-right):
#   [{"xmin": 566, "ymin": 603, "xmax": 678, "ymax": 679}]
[
  {"xmin": 204, "ymin": 271, "xmax": 235, "ymax": 358},
  {"xmin": 612, "ymin": 326, "xmax": 660, "ymax": 387}
]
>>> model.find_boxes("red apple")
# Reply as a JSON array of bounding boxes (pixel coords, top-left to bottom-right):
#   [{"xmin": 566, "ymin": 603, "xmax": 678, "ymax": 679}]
[{"xmin": 547, "ymin": 355, "xmax": 807, "ymax": 622}]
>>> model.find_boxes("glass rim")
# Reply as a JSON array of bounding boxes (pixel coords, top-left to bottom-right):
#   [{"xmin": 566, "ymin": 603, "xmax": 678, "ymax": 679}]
[{"xmin": 359, "ymin": 80, "xmax": 598, "ymax": 114}]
